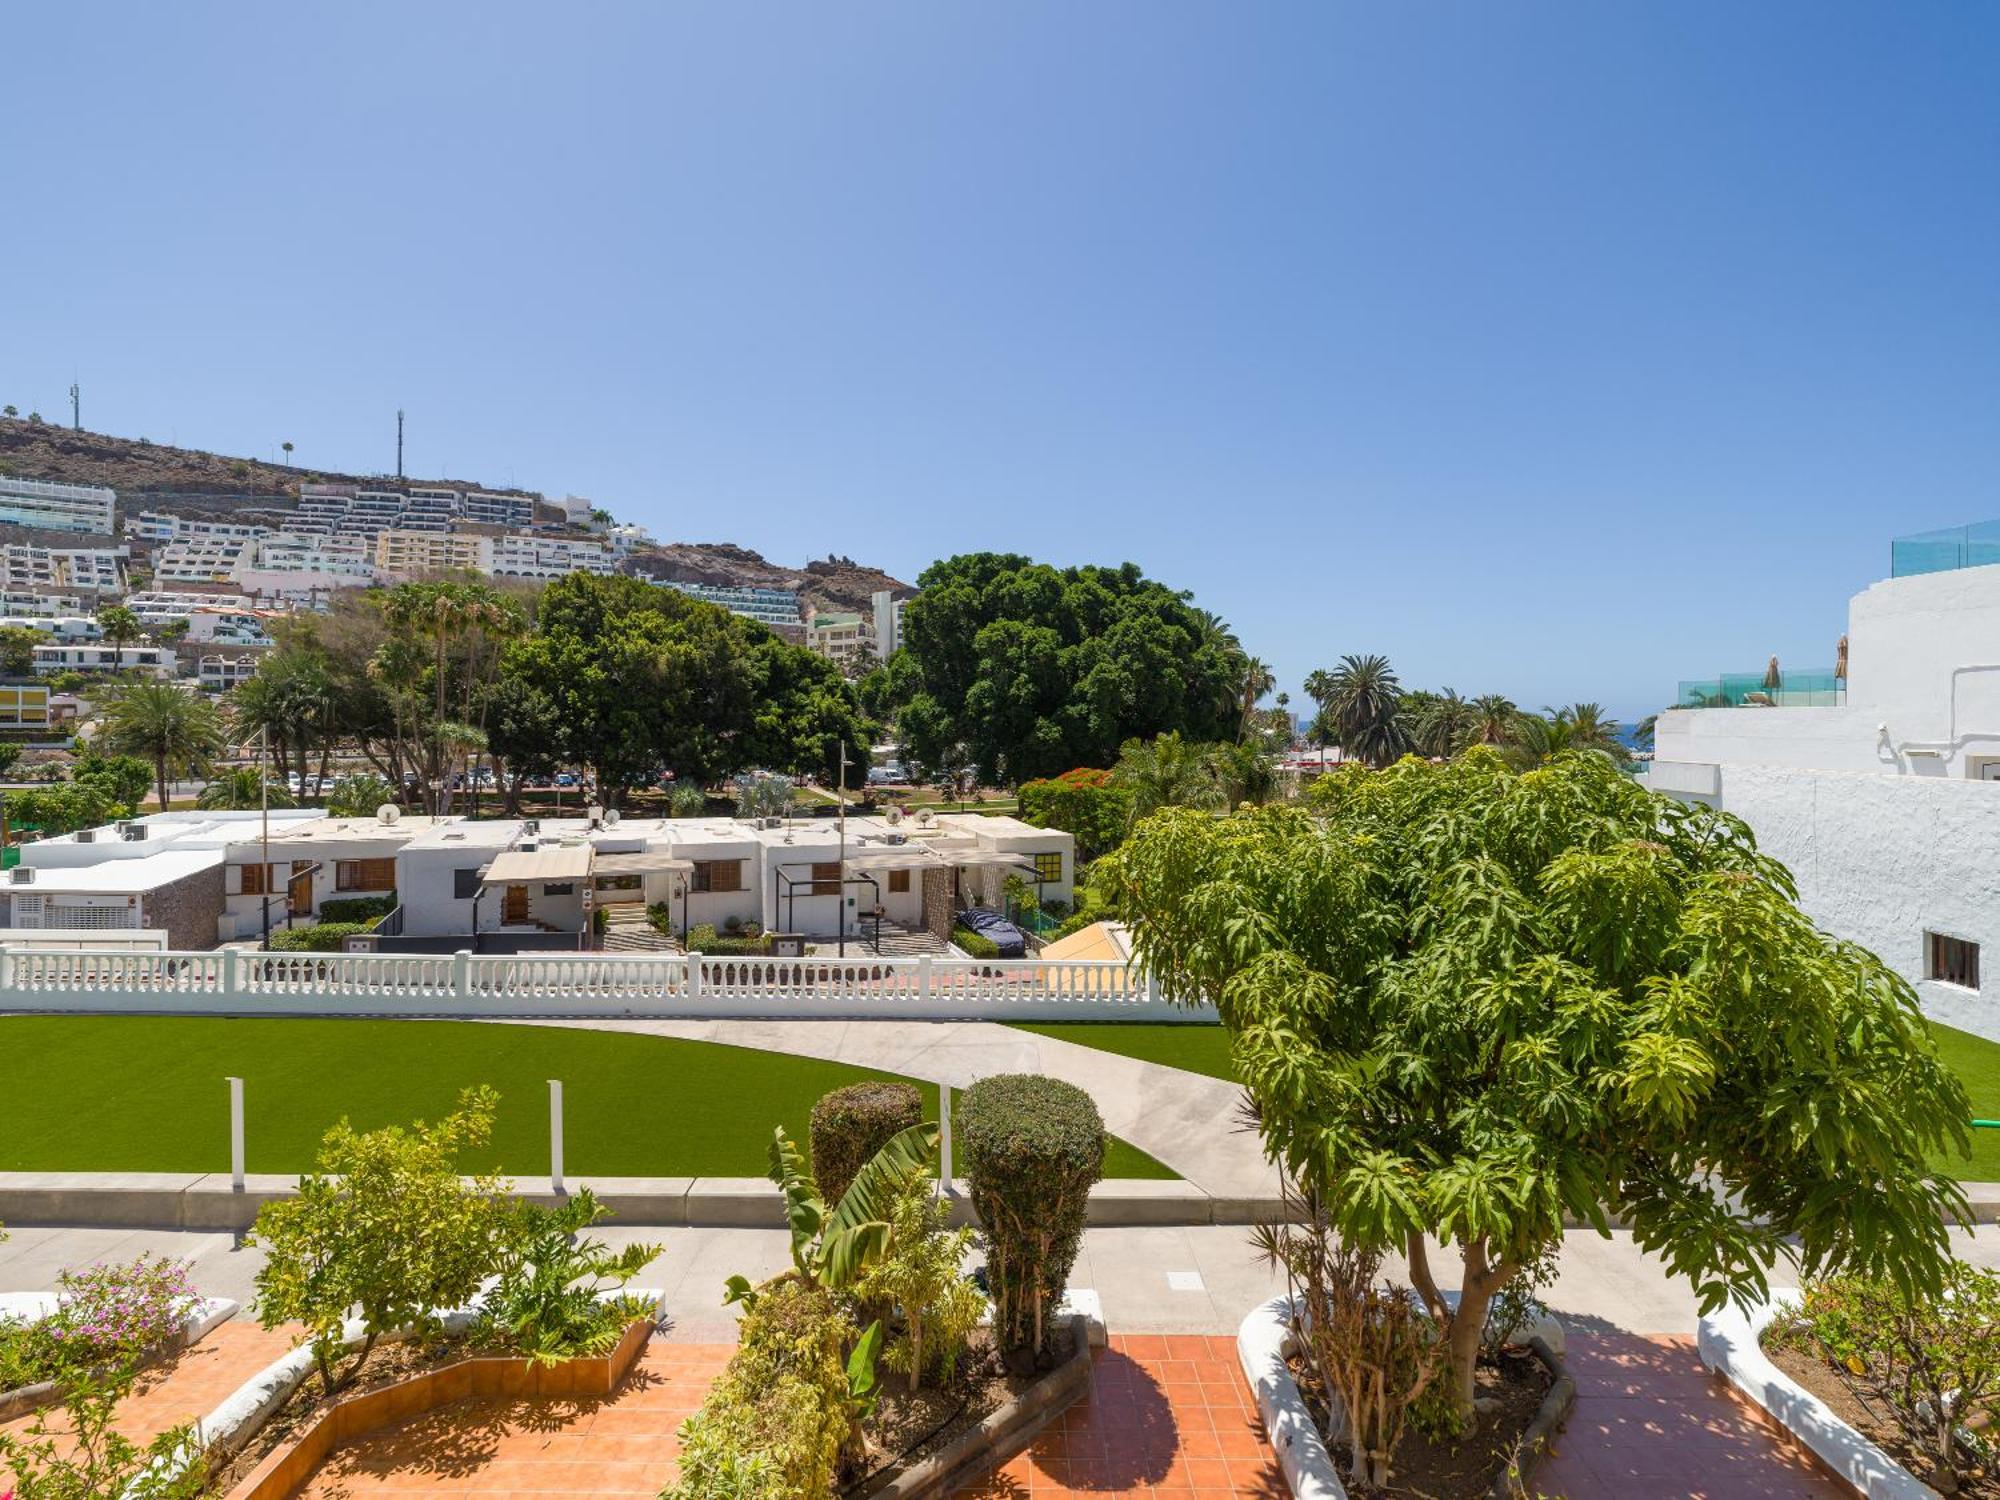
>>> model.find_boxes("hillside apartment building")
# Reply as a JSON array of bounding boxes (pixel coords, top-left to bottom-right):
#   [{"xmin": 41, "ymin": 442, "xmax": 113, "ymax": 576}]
[
  {"xmin": 1651, "ymin": 519, "xmax": 2000, "ymax": 1045},
  {"xmin": 0, "ymin": 475, "xmax": 116, "ymax": 536}
]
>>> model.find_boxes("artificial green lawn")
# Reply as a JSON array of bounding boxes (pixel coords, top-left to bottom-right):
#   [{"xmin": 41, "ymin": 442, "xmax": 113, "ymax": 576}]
[
  {"xmin": 1013, "ymin": 1019, "xmax": 2000, "ymax": 1182},
  {"xmin": 1006, "ymin": 1022, "xmax": 1237, "ymax": 1081},
  {"xmin": 0, "ymin": 1017, "xmax": 1172, "ymax": 1180},
  {"xmin": 1931, "ymin": 1022, "xmax": 2000, "ymax": 1182}
]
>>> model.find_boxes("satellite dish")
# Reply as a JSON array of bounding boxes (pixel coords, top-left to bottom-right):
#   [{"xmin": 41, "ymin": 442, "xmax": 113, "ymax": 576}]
[
  {"xmin": 377, "ymin": 804, "xmax": 401, "ymax": 825},
  {"xmin": 604, "ymin": 809, "xmax": 621, "ymax": 827}
]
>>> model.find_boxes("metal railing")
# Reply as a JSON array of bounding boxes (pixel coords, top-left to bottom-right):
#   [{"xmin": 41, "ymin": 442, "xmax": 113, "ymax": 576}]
[
  {"xmin": 1892, "ymin": 520, "xmax": 2000, "ymax": 579},
  {"xmin": 1677, "ymin": 669, "xmax": 1844, "ymax": 708}
]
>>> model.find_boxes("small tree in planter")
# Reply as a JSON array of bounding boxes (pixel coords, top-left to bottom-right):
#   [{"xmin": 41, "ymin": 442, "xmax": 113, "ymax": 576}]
[
  {"xmin": 959, "ymin": 1074, "xmax": 1106, "ymax": 1369},
  {"xmin": 249, "ymin": 1087, "xmax": 507, "ymax": 1395},
  {"xmin": 1110, "ymin": 750, "xmax": 1971, "ymax": 1425}
]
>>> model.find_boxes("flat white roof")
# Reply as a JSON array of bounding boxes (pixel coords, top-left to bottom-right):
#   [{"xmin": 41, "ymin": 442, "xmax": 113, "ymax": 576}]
[
  {"xmin": 223, "ymin": 815, "xmax": 451, "ymax": 852},
  {"xmin": 5, "ymin": 848, "xmax": 221, "ymax": 894}
]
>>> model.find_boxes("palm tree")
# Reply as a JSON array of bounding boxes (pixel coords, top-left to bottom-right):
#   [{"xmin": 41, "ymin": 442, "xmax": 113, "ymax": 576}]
[
  {"xmin": 1503, "ymin": 704, "xmax": 1630, "ymax": 770},
  {"xmin": 1409, "ymin": 688, "xmax": 1478, "ymax": 759},
  {"xmin": 1320, "ymin": 654, "xmax": 1409, "ymax": 768},
  {"xmin": 1111, "ymin": 731, "xmax": 1222, "ymax": 825},
  {"xmin": 1468, "ymin": 693, "xmax": 1522, "ymax": 747},
  {"xmin": 1237, "ymin": 656, "xmax": 1276, "ymax": 742},
  {"xmin": 197, "ymin": 767, "xmax": 296, "ymax": 810},
  {"xmin": 1550, "ymin": 702, "xmax": 1628, "ymax": 763},
  {"xmin": 98, "ymin": 683, "xmax": 226, "ymax": 811},
  {"xmin": 281, "ymin": 440, "xmax": 295, "ymax": 464},
  {"xmin": 1302, "ymin": 670, "xmax": 1337, "ymax": 749},
  {"xmin": 1208, "ymin": 740, "xmax": 1276, "ymax": 808},
  {"xmin": 96, "ymin": 605, "xmax": 141, "ymax": 674}
]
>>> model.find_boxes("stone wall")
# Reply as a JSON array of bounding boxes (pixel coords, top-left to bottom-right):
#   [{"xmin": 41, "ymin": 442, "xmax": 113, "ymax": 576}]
[{"xmin": 144, "ymin": 862, "xmax": 226, "ymax": 949}]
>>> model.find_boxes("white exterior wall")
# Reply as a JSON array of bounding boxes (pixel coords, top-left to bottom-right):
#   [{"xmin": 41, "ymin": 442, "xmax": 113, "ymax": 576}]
[{"xmin": 1653, "ymin": 564, "xmax": 2000, "ymax": 1044}]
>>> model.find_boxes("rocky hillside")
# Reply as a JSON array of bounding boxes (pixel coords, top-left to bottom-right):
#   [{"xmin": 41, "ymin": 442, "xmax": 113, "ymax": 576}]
[
  {"xmin": 0, "ymin": 417, "xmax": 531, "ymax": 500},
  {"xmin": 0, "ymin": 415, "xmax": 912, "ymax": 617}
]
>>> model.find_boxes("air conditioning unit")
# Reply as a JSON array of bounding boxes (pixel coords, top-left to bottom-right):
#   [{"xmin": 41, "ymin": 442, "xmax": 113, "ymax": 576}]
[
  {"xmin": 519, "ymin": 839, "xmax": 539, "ymax": 853},
  {"xmin": 9, "ymin": 867, "xmax": 34, "ymax": 885},
  {"xmin": 522, "ymin": 819, "xmax": 540, "ymax": 836},
  {"xmin": 123, "ymin": 824, "xmax": 148, "ymax": 842},
  {"xmin": 74, "ymin": 829, "xmax": 96, "ymax": 844}
]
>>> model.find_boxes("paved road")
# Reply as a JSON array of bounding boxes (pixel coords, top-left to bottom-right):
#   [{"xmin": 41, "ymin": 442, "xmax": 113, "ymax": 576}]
[{"xmin": 493, "ymin": 1017, "xmax": 1287, "ymax": 1203}]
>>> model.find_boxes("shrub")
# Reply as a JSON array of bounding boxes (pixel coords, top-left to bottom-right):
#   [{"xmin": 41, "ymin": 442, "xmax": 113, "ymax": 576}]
[
  {"xmin": 959, "ymin": 1074, "xmax": 1106, "ymax": 1366},
  {"xmin": 666, "ymin": 1279, "xmax": 853, "ymax": 1499},
  {"xmin": 0, "ymin": 1254, "xmax": 198, "ymax": 1391},
  {"xmin": 325, "ymin": 774, "xmax": 399, "ymax": 817},
  {"xmin": 810, "ymin": 1082, "xmax": 923, "ymax": 1209},
  {"xmin": 668, "ymin": 781, "xmax": 709, "ymax": 817},
  {"xmin": 471, "ymin": 1189, "xmax": 661, "ymax": 1366},
  {"xmin": 952, "ymin": 926, "xmax": 1000, "ymax": 959},
  {"xmin": 687, "ymin": 922, "xmax": 774, "ymax": 956},
  {"xmin": 267, "ymin": 921, "xmax": 371, "ymax": 952},
  {"xmin": 1771, "ymin": 1265, "xmax": 2000, "ymax": 1493},
  {"xmin": 855, "ymin": 1170, "xmax": 985, "ymax": 1391},
  {"xmin": 1018, "ymin": 767, "xmax": 1130, "ymax": 861},
  {"xmin": 0, "ymin": 1366, "xmax": 207, "ymax": 1500},
  {"xmin": 316, "ymin": 895, "xmax": 395, "ymax": 925},
  {"xmin": 248, "ymin": 1087, "xmax": 506, "ymax": 1395}
]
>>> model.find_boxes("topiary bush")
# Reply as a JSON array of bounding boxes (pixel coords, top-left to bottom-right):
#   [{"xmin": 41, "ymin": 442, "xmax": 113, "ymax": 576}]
[
  {"xmin": 959, "ymin": 1074, "xmax": 1106, "ymax": 1367},
  {"xmin": 810, "ymin": 1082, "xmax": 923, "ymax": 1209}
]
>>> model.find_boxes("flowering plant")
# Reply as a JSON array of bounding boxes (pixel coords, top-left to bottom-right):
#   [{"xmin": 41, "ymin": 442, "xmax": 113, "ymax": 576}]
[{"xmin": 0, "ymin": 1255, "xmax": 198, "ymax": 1389}]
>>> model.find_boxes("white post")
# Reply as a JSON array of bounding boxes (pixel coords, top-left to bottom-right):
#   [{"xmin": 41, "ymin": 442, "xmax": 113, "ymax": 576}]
[
  {"xmin": 937, "ymin": 1083, "xmax": 952, "ymax": 1199},
  {"xmin": 0, "ymin": 944, "xmax": 13, "ymax": 996},
  {"xmin": 548, "ymin": 1079, "xmax": 565, "ymax": 1195},
  {"xmin": 222, "ymin": 946, "xmax": 241, "ymax": 1003},
  {"xmin": 452, "ymin": 948, "xmax": 471, "ymax": 1001},
  {"xmin": 228, "ymin": 1076, "xmax": 246, "ymax": 1191},
  {"xmin": 918, "ymin": 952, "xmax": 932, "ymax": 1003},
  {"xmin": 687, "ymin": 951, "xmax": 703, "ymax": 1000}
]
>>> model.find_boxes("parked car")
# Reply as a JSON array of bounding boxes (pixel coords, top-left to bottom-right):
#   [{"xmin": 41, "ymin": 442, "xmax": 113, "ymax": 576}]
[{"xmin": 956, "ymin": 908, "xmax": 1028, "ymax": 959}]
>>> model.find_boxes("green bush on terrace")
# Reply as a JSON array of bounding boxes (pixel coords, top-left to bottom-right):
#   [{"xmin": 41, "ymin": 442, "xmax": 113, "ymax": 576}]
[
  {"xmin": 267, "ymin": 921, "xmax": 373, "ymax": 953},
  {"xmin": 951, "ymin": 926, "xmax": 1000, "ymax": 959}
]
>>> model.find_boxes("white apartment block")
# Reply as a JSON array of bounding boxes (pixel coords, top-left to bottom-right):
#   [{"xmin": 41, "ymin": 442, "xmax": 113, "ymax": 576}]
[
  {"xmin": 127, "ymin": 511, "xmax": 268, "ymax": 546},
  {"xmin": 607, "ymin": 522, "xmax": 654, "ymax": 556},
  {"xmin": 662, "ymin": 580, "xmax": 804, "ymax": 629},
  {"xmin": 125, "ymin": 590, "xmax": 256, "ymax": 624},
  {"xmin": 807, "ymin": 610, "xmax": 868, "ymax": 662},
  {"xmin": 374, "ymin": 529, "xmax": 489, "ymax": 578},
  {"xmin": 872, "ymin": 589, "xmax": 906, "ymax": 660},
  {"xmin": 33, "ymin": 641, "xmax": 176, "ymax": 676},
  {"xmin": 0, "ymin": 590, "xmax": 85, "ymax": 617},
  {"xmin": 197, "ymin": 653, "xmax": 263, "ymax": 692},
  {"xmin": 486, "ymin": 533, "xmax": 614, "ymax": 581},
  {"xmin": 0, "ymin": 615, "xmax": 101, "ymax": 641},
  {"xmin": 464, "ymin": 491, "xmax": 534, "ymax": 528},
  {"xmin": 0, "ymin": 474, "xmax": 116, "ymax": 535},
  {"xmin": 152, "ymin": 535, "xmax": 252, "ymax": 586},
  {"xmin": 1652, "ymin": 523, "xmax": 2000, "ymax": 1045},
  {"xmin": 0, "ymin": 544, "xmax": 127, "ymax": 595}
]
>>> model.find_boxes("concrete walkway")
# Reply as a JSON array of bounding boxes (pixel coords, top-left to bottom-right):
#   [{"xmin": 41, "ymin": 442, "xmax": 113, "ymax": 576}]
[{"xmin": 494, "ymin": 1017, "xmax": 1286, "ymax": 1203}]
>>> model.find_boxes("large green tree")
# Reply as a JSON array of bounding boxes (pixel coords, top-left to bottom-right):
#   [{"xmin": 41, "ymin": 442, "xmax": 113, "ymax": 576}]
[
  {"xmin": 97, "ymin": 683, "xmax": 226, "ymax": 812},
  {"xmin": 1108, "ymin": 750, "xmax": 1969, "ymax": 1420},
  {"xmin": 891, "ymin": 555, "xmax": 1241, "ymax": 784}
]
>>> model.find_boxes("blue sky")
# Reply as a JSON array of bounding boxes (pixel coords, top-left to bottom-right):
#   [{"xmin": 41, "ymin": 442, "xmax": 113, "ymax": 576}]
[{"xmin": 4, "ymin": 3, "xmax": 1997, "ymax": 719}]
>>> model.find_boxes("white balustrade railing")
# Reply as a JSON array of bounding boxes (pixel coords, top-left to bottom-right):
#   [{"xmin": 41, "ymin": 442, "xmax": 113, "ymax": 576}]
[{"xmin": 0, "ymin": 943, "xmax": 1210, "ymax": 1022}]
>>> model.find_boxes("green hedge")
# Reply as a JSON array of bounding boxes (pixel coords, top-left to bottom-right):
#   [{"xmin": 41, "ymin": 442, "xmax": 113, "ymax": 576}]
[
  {"xmin": 267, "ymin": 922, "xmax": 372, "ymax": 953},
  {"xmin": 959, "ymin": 1074, "xmax": 1106, "ymax": 1367},
  {"xmin": 317, "ymin": 895, "xmax": 394, "ymax": 925},
  {"xmin": 952, "ymin": 926, "xmax": 1000, "ymax": 959},
  {"xmin": 687, "ymin": 922, "xmax": 774, "ymax": 956},
  {"xmin": 810, "ymin": 1082, "xmax": 923, "ymax": 1208}
]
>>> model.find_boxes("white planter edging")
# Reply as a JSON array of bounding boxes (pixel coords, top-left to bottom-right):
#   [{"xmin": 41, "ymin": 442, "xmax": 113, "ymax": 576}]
[
  {"xmin": 1697, "ymin": 1290, "xmax": 1936, "ymax": 1500},
  {"xmin": 1236, "ymin": 1295, "xmax": 1347, "ymax": 1500}
]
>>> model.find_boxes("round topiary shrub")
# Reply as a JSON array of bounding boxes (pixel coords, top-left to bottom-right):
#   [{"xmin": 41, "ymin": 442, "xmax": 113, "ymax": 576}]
[
  {"xmin": 809, "ymin": 1081, "xmax": 924, "ymax": 1208},
  {"xmin": 959, "ymin": 1073, "xmax": 1106, "ymax": 1367}
]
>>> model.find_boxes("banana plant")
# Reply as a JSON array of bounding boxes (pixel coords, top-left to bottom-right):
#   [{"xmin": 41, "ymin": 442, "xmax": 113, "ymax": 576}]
[{"xmin": 724, "ymin": 1120, "xmax": 938, "ymax": 1309}]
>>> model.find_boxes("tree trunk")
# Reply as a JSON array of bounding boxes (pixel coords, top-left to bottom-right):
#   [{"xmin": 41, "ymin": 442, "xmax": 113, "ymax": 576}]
[{"xmin": 155, "ymin": 756, "xmax": 170, "ymax": 813}]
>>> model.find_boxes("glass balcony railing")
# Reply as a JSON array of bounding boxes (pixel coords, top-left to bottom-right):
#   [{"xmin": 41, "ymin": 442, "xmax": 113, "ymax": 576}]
[
  {"xmin": 1891, "ymin": 520, "xmax": 2000, "ymax": 578},
  {"xmin": 1676, "ymin": 669, "xmax": 1845, "ymax": 708}
]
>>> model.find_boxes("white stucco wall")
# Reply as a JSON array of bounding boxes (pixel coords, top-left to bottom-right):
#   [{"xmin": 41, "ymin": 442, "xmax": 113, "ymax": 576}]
[{"xmin": 1704, "ymin": 763, "xmax": 2000, "ymax": 1043}]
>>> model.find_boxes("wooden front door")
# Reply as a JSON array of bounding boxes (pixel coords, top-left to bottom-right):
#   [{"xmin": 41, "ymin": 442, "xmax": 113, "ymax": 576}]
[
  {"xmin": 502, "ymin": 884, "xmax": 530, "ymax": 924},
  {"xmin": 287, "ymin": 863, "xmax": 314, "ymax": 918}
]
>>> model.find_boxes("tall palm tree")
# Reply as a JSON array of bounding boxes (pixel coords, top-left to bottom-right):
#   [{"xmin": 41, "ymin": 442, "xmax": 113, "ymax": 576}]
[
  {"xmin": 1208, "ymin": 740, "xmax": 1276, "ymax": 808},
  {"xmin": 197, "ymin": 767, "xmax": 296, "ymax": 811},
  {"xmin": 1111, "ymin": 731, "xmax": 1222, "ymax": 825},
  {"xmin": 1237, "ymin": 656, "xmax": 1276, "ymax": 742},
  {"xmin": 1321, "ymin": 654, "xmax": 1409, "ymax": 768},
  {"xmin": 1410, "ymin": 688, "xmax": 1478, "ymax": 759},
  {"xmin": 1503, "ymin": 704, "xmax": 1630, "ymax": 770},
  {"xmin": 1302, "ymin": 669, "xmax": 1337, "ymax": 749},
  {"xmin": 96, "ymin": 604, "xmax": 141, "ymax": 674},
  {"xmin": 98, "ymin": 683, "xmax": 226, "ymax": 811},
  {"xmin": 1550, "ymin": 702, "xmax": 1628, "ymax": 763}
]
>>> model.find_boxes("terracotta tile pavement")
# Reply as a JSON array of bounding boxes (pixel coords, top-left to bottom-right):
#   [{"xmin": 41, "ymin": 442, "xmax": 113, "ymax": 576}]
[
  {"xmin": 0, "ymin": 1320, "xmax": 301, "ymax": 1489},
  {"xmin": 1531, "ymin": 1333, "xmax": 1847, "ymax": 1499},
  {"xmin": 292, "ymin": 1342, "xmax": 730, "ymax": 1498},
  {"xmin": 953, "ymin": 1334, "xmax": 1287, "ymax": 1499}
]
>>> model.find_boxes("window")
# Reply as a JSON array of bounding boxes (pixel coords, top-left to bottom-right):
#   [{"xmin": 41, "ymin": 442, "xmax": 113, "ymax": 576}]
[
  {"xmin": 1928, "ymin": 932, "xmax": 1980, "ymax": 990},
  {"xmin": 336, "ymin": 858, "xmax": 395, "ymax": 892},
  {"xmin": 691, "ymin": 860, "xmax": 743, "ymax": 894},
  {"xmin": 1032, "ymin": 851, "xmax": 1064, "ymax": 884},
  {"xmin": 888, "ymin": 869, "xmax": 911, "ymax": 894},
  {"xmin": 810, "ymin": 861, "xmax": 841, "ymax": 897},
  {"xmin": 238, "ymin": 863, "xmax": 271, "ymax": 896},
  {"xmin": 543, "ymin": 881, "xmax": 576, "ymax": 896},
  {"xmin": 595, "ymin": 873, "xmax": 642, "ymax": 892},
  {"xmin": 453, "ymin": 868, "xmax": 482, "ymax": 900}
]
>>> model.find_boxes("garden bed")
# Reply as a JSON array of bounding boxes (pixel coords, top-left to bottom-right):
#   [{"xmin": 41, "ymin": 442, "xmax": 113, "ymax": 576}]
[
  {"xmin": 1765, "ymin": 1342, "xmax": 1996, "ymax": 1499},
  {"xmin": 207, "ymin": 1316, "xmax": 655, "ymax": 1500},
  {"xmin": 0, "ymin": 1280, "xmax": 237, "ymax": 1422},
  {"xmin": 1239, "ymin": 1295, "xmax": 1574, "ymax": 1500},
  {"xmin": 850, "ymin": 1316, "xmax": 1092, "ymax": 1497}
]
